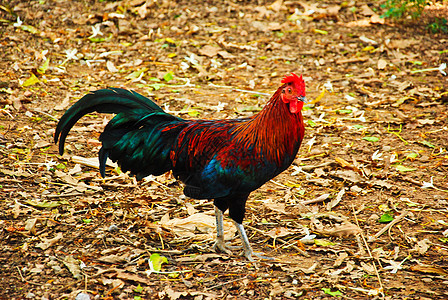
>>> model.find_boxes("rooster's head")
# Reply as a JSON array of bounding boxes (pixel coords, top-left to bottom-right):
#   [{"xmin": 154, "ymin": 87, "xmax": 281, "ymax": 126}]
[{"xmin": 280, "ymin": 73, "xmax": 306, "ymax": 114}]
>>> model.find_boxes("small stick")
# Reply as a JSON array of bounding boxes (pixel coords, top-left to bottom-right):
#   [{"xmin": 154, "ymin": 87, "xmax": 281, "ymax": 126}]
[
  {"xmin": 16, "ymin": 266, "xmax": 24, "ymax": 282},
  {"xmin": 369, "ymin": 210, "xmax": 408, "ymax": 242},
  {"xmin": 245, "ymin": 225, "xmax": 309, "ymax": 257},
  {"xmin": 352, "ymin": 205, "xmax": 385, "ymax": 298},
  {"xmin": 299, "ymin": 161, "xmax": 335, "ymax": 171},
  {"xmin": 205, "ymin": 276, "xmax": 248, "ymax": 291},
  {"xmin": 301, "ymin": 193, "xmax": 330, "ymax": 205}
]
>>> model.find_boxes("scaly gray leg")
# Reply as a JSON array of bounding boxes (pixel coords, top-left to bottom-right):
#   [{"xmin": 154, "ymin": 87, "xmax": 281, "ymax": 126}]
[
  {"xmin": 234, "ymin": 221, "xmax": 274, "ymax": 261},
  {"xmin": 213, "ymin": 206, "xmax": 231, "ymax": 255},
  {"xmin": 213, "ymin": 206, "xmax": 242, "ymax": 255}
]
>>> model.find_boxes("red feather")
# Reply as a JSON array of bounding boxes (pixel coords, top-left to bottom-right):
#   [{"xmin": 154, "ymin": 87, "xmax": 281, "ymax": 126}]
[{"xmin": 231, "ymin": 87, "xmax": 305, "ymax": 165}]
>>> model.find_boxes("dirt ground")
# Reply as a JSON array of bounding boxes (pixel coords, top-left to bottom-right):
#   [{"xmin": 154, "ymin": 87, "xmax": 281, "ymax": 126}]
[{"xmin": 1, "ymin": 0, "xmax": 448, "ymax": 299}]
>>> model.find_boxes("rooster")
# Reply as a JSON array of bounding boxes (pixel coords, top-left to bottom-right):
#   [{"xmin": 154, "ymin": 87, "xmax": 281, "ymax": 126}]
[{"xmin": 55, "ymin": 73, "xmax": 306, "ymax": 261}]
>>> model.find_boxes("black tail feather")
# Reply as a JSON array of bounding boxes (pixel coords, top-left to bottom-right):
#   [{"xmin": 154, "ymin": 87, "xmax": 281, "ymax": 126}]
[
  {"xmin": 55, "ymin": 88, "xmax": 186, "ymax": 179},
  {"xmin": 54, "ymin": 88, "xmax": 164, "ymax": 155}
]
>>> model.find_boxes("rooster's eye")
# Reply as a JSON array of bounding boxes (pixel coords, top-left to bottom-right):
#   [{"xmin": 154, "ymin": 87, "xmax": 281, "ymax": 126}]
[{"xmin": 288, "ymin": 88, "xmax": 292, "ymax": 93}]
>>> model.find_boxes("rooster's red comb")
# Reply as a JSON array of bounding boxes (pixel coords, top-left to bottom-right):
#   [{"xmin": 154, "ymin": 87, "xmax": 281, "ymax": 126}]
[
  {"xmin": 281, "ymin": 73, "xmax": 304, "ymax": 85},
  {"xmin": 281, "ymin": 73, "xmax": 305, "ymax": 95}
]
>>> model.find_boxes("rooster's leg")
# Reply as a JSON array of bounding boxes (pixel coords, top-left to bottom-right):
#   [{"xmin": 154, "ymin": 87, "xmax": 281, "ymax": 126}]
[
  {"xmin": 213, "ymin": 207, "xmax": 241, "ymax": 255},
  {"xmin": 234, "ymin": 222, "xmax": 274, "ymax": 261},
  {"xmin": 213, "ymin": 206, "xmax": 231, "ymax": 255}
]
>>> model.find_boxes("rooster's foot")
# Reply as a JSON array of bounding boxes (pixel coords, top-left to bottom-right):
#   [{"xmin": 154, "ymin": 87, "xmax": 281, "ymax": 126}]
[
  {"xmin": 244, "ymin": 250, "xmax": 275, "ymax": 262},
  {"xmin": 213, "ymin": 238, "xmax": 242, "ymax": 255}
]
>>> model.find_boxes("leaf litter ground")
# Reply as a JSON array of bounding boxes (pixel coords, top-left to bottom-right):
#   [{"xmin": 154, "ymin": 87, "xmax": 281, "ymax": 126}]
[{"xmin": 0, "ymin": 0, "xmax": 448, "ymax": 299}]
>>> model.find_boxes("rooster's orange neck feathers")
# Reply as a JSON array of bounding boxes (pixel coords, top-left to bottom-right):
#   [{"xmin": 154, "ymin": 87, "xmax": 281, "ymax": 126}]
[{"xmin": 233, "ymin": 83, "xmax": 305, "ymax": 165}]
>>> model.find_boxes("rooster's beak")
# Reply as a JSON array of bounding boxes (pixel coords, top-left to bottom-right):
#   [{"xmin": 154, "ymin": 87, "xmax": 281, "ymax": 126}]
[{"xmin": 297, "ymin": 96, "xmax": 307, "ymax": 103}]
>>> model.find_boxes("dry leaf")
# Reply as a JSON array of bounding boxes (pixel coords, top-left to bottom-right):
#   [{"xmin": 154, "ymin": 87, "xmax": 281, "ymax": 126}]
[
  {"xmin": 410, "ymin": 265, "xmax": 448, "ymax": 276},
  {"xmin": 159, "ymin": 287, "xmax": 189, "ymax": 300},
  {"xmin": 359, "ymin": 4, "xmax": 375, "ymax": 16},
  {"xmin": 199, "ymin": 45, "xmax": 221, "ymax": 57},
  {"xmin": 98, "ymin": 254, "xmax": 128, "ymax": 264},
  {"xmin": 269, "ymin": 0, "xmax": 283, "ymax": 12},
  {"xmin": 62, "ymin": 255, "xmax": 82, "ymax": 279},
  {"xmin": 54, "ymin": 93, "xmax": 71, "ymax": 111},
  {"xmin": 360, "ymin": 262, "xmax": 376, "ymax": 275},
  {"xmin": 263, "ymin": 200, "xmax": 287, "ymax": 214},
  {"xmin": 176, "ymin": 253, "xmax": 223, "ymax": 263},
  {"xmin": 54, "ymin": 170, "xmax": 79, "ymax": 185},
  {"xmin": 185, "ymin": 202, "xmax": 197, "ymax": 216},
  {"xmin": 217, "ymin": 50, "xmax": 235, "ymax": 59},
  {"xmin": 330, "ymin": 169, "xmax": 364, "ymax": 184},
  {"xmin": 378, "ymin": 59, "xmax": 387, "ymax": 70},
  {"xmin": 317, "ymin": 221, "xmax": 361, "ymax": 238},
  {"xmin": 36, "ymin": 232, "xmax": 64, "ymax": 250},
  {"xmin": 159, "ymin": 212, "xmax": 236, "ymax": 240},
  {"xmin": 115, "ymin": 271, "xmax": 148, "ymax": 284},
  {"xmin": 326, "ymin": 188, "xmax": 345, "ymax": 210},
  {"xmin": 12, "ymin": 201, "xmax": 22, "ymax": 219},
  {"xmin": 24, "ymin": 218, "xmax": 38, "ymax": 235},
  {"xmin": 333, "ymin": 252, "xmax": 348, "ymax": 267},
  {"xmin": 412, "ymin": 239, "xmax": 431, "ymax": 255},
  {"xmin": 265, "ymin": 227, "xmax": 294, "ymax": 239}
]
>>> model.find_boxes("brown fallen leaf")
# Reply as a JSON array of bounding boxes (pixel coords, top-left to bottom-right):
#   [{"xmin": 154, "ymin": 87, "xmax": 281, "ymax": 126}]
[
  {"xmin": 329, "ymin": 169, "xmax": 364, "ymax": 184},
  {"xmin": 410, "ymin": 265, "xmax": 448, "ymax": 276},
  {"xmin": 54, "ymin": 169, "xmax": 79, "ymax": 185},
  {"xmin": 359, "ymin": 4, "xmax": 375, "ymax": 16},
  {"xmin": 412, "ymin": 239, "xmax": 431, "ymax": 255},
  {"xmin": 24, "ymin": 218, "xmax": 38, "ymax": 235},
  {"xmin": 199, "ymin": 45, "xmax": 221, "ymax": 57},
  {"xmin": 265, "ymin": 227, "xmax": 294, "ymax": 239},
  {"xmin": 35, "ymin": 232, "xmax": 64, "ymax": 250},
  {"xmin": 97, "ymin": 254, "xmax": 128, "ymax": 264},
  {"xmin": 334, "ymin": 252, "xmax": 348, "ymax": 267},
  {"xmin": 326, "ymin": 188, "xmax": 345, "ymax": 211},
  {"xmin": 159, "ymin": 287, "xmax": 189, "ymax": 300},
  {"xmin": 61, "ymin": 255, "xmax": 82, "ymax": 279},
  {"xmin": 263, "ymin": 200, "xmax": 287, "ymax": 214},
  {"xmin": 176, "ymin": 253, "xmax": 223, "ymax": 263},
  {"xmin": 378, "ymin": 59, "xmax": 387, "ymax": 70},
  {"xmin": 217, "ymin": 50, "xmax": 235, "ymax": 59},
  {"xmin": 159, "ymin": 212, "xmax": 236, "ymax": 240},
  {"xmin": 115, "ymin": 271, "xmax": 149, "ymax": 284},
  {"xmin": 316, "ymin": 221, "xmax": 361, "ymax": 238},
  {"xmin": 54, "ymin": 93, "xmax": 71, "ymax": 111}
]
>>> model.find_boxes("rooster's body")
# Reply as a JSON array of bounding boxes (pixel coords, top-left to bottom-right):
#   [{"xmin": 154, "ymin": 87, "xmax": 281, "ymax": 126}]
[{"xmin": 55, "ymin": 73, "xmax": 306, "ymax": 260}]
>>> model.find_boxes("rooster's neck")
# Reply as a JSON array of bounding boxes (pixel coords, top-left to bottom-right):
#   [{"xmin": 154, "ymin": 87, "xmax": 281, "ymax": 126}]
[{"xmin": 233, "ymin": 87, "xmax": 305, "ymax": 165}]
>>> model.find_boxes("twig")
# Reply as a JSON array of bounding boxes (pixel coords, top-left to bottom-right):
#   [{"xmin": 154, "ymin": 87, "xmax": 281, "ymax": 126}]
[
  {"xmin": 16, "ymin": 266, "xmax": 24, "ymax": 282},
  {"xmin": 299, "ymin": 161, "xmax": 335, "ymax": 172},
  {"xmin": 352, "ymin": 205, "xmax": 385, "ymax": 299},
  {"xmin": 16, "ymin": 266, "xmax": 41, "ymax": 286},
  {"xmin": 232, "ymin": 88, "xmax": 270, "ymax": 96},
  {"xmin": 245, "ymin": 224, "xmax": 309, "ymax": 257},
  {"xmin": 45, "ymin": 192, "xmax": 84, "ymax": 198},
  {"xmin": 204, "ymin": 276, "xmax": 248, "ymax": 291},
  {"xmin": 32, "ymin": 109, "xmax": 59, "ymax": 121},
  {"xmin": 269, "ymin": 179, "xmax": 288, "ymax": 188},
  {"xmin": 14, "ymin": 199, "xmax": 40, "ymax": 211},
  {"xmin": 355, "ymin": 234, "xmax": 366, "ymax": 256},
  {"xmin": 1, "ymin": 108, "xmax": 14, "ymax": 119},
  {"xmin": 369, "ymin": 210, "xmax": 409, "ymax": 242},
  {"xmin": 54, "ymin": 268, "xmax": 116, "ymax": 293},
  {"xmin": 387, "ymin": 124, "xmax": 408, "ymax": 145},
  {"xmin": 301, "ymin": 193, "xmax": 330, "ymax": 205}
]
